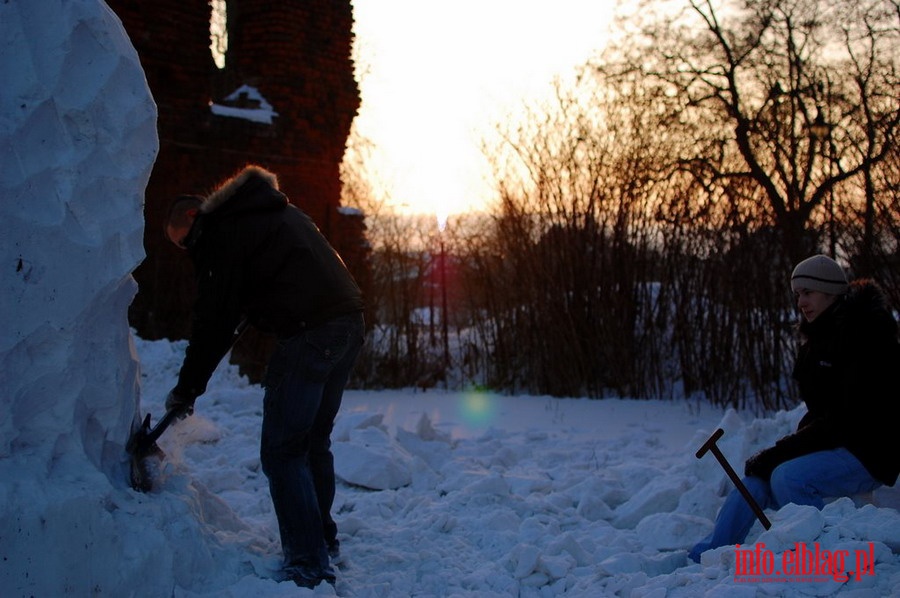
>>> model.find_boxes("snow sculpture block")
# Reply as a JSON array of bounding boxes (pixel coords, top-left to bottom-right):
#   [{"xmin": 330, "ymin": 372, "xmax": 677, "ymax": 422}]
[
  {"xmin": 0, "ymin": 1, "xmax": 162, "ymax": 595},
  {"xmin": 0, "ymin": 0, "xmax": 156, "ymax": 467}
]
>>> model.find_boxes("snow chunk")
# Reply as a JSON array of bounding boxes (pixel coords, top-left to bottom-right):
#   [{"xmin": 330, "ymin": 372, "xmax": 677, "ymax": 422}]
[
  {"xmin": 612, "ymin": 475, "xmax": 693, "ymax": 528},
  {"xmin": 636, "ymin": 512, "xmax": 714, "ymax": 551},
  {"xmin": 333, "ymin": 426, "xmax": 414, "ymax": 490}
]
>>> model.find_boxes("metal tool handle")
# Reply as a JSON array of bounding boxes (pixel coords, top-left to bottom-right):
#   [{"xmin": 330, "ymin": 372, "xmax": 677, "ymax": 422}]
[{"xmin": 696, "ymin": 428, "xmax": 772, "ymax": 530}]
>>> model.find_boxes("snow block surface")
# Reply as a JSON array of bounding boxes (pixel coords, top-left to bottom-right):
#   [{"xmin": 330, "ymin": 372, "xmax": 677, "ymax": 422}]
[
  {"xmin": 0, "ymin": 2, "xmax": 232, "ymax": 596},
  {"xmin": 0, "ymin": 0, "xmax": 155, "ymax": 467}
]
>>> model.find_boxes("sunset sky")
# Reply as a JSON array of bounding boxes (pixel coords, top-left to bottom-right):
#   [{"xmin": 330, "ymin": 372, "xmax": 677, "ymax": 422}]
[{"xmin": 350, "ymin": 0, "xmax": 620, "ymax": 220}]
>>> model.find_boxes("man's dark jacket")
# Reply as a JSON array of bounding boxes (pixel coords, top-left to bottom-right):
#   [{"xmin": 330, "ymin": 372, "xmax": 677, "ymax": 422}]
[
  {"xmin": 175, "ymin": 165, "xmax": 364, "ymax": 398},
  {"xmin": 746, "ymin": 279, "xmax": 899, "ymax": 486}
]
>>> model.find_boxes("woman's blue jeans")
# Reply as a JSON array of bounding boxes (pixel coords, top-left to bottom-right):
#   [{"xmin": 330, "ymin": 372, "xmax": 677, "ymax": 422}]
[
  {"xmin": 260, "ymin": 312, "xmax": 364, "ymax": 572},
  {"xmin": 689, "ymin": 448, "xmax": 881, "ymax": 562}
]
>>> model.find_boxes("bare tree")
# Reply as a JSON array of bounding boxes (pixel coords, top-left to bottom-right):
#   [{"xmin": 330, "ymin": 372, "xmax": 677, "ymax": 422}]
[
  {"xmin": 599, "ymin": 0, "xmax": 899, "ymax": 266},
  {"xmin": 562, "ymin": 0, "xmax": 900, "ymax": 409},
  {"xmin": 342, "ymin": 0, "xmax": 898, "ymax": 406},
  {"xmin": 469, "ymin": 81, "xmax": 672, "ymax": 398}
]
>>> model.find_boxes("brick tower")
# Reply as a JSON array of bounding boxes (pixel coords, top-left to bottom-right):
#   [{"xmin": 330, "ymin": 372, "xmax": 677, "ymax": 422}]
[{"xmin": 107, "ymin": 0, "xmax": 366, "ymax": 375}]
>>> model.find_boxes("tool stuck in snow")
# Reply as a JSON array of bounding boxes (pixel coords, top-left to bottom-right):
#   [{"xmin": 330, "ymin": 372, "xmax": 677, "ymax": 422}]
[
  {"xmin": 126, "ymin": 319, "xmax": 249, "ymax": 492},
  {"xmin": 696, "ymin": 428, "xmax": 772, "ymax": 530},
  {"xmin": 126, "ymin": 408, "xmax": 182, "ymax": 492}
]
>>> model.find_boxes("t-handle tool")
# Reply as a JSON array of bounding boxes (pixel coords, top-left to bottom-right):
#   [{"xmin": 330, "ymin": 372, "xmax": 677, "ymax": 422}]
[
  {"xmin": 696, "ymin": 428, "xmax": 771, "ymax": 530},
  {"xmin": 126, "ymin": 408, "xmax": 181, "ymax": 492},
  {"xmin": 126, "ymin": 318, "xmax": 249, "ymax": 492}
]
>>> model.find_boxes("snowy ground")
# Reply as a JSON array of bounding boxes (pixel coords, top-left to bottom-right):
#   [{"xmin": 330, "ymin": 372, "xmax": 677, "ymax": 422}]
[{"xmin": 134, "ymin": 336, "xmax": 900, "ymax": 597}]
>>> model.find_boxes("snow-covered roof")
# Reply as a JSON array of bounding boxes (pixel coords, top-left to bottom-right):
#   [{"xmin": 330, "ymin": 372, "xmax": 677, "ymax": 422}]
[
  {"xmin": 338, "ymin": 206, "xmax": 364, "ymax": 217},
  {"xmin": 209, "ymin": 84, "xmax": 279, "ymax": 125}
]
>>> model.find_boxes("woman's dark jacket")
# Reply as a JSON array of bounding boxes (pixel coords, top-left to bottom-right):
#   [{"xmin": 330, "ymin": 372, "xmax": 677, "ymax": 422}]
[
  {"xmin": 174, "ymin": 166, "xmax": 364, "ymax": 399},
  {"xmin": 747, "ymin": 279, "xmax": 900, "ymax": 486}
]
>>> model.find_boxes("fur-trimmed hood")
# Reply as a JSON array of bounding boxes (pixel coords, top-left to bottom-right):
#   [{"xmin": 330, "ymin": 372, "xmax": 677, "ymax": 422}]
[{"xmin": 201, "ymin": 165, "xmax": 281, "ymax": 214}]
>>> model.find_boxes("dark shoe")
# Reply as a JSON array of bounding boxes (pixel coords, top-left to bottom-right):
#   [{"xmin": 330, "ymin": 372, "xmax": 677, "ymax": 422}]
[
  {"xmin": 327, "ymin": 541, "xmax": 341, "ymax": 561},
  {"xmin": 284, "ymin": 564, "xmax": 336, "ymax": 589}
]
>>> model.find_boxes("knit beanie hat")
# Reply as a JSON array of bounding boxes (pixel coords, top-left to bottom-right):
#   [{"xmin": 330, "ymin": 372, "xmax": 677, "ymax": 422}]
[{"xmin": 790, "ymin": 254, "xmax": 849, "ymax": 295}]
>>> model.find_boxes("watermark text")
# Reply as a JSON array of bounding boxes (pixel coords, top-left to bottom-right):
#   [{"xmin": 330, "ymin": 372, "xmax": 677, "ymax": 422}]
[{"xmin": 734, "ymin": 542, "xmax": 875, "ymax": 583}]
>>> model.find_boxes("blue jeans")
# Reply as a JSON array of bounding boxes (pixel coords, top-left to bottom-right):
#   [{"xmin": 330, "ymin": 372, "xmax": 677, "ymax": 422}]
[
  {"xmin": 689, "ymin": 448, "xmax": 881, "ymax": 562},
  {"xmin": 260, "ymin": 312, "xmax": 364, "ymax": 572}
]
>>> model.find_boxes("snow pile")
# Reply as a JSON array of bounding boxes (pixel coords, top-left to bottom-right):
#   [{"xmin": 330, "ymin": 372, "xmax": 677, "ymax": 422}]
[
  {"xmin": 0, "ymin": 2, "xmax": 258, "ymax": 596},
  {"xmin": 132, "ymin": 337, "xmax": 899, "ymax": 596}
]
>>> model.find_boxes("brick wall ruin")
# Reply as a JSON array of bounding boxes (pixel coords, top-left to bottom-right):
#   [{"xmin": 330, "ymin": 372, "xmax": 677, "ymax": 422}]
[{"xmin": 107, "ymin": 0, "xmax": 367, "ymax": 376}]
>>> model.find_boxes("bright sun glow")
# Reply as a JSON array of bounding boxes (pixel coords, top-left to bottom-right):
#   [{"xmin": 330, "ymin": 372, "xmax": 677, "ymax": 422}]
[{"xmin": 351, "ymin": 0, "xmax": 618, "ymax": 217}]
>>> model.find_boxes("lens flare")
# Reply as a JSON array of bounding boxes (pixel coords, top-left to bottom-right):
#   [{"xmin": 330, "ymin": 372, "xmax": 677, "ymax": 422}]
[{"xmin": 457, "ymin": 391, "xmax": 496, "ymax": 428}]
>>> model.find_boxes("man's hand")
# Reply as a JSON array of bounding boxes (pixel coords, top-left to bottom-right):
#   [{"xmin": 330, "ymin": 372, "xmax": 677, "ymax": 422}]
[{"xmin": 165, "ymin": 390, "xmax": 195, "ymax": 419}]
